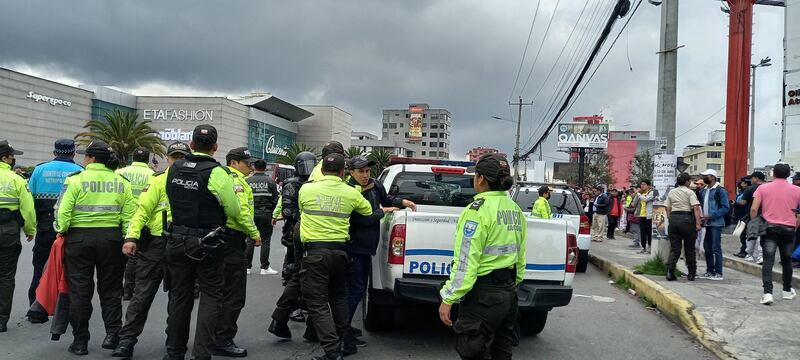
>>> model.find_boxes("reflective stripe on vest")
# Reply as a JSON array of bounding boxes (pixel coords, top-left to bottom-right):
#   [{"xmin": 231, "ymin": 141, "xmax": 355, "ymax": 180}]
[
  {"xmin": 0, "ymin": 197, "xmax": 19, "ymax": 204},
  {"xmin": 303, "ymin": 209, "xmax": 350, "ymax": 219},
  {"xmin": 74, "ymin": 205, "xmax": 122, "ymax": 212},
  {"xmin": 483, "ymin": 244, "xmax": 520, "ymax": 256}
]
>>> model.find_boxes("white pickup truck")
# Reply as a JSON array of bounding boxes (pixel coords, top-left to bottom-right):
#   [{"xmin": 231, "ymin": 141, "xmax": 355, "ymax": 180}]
[{"xmin": 364, "ymin": 159, "xmax": 576, "ymax": 336}]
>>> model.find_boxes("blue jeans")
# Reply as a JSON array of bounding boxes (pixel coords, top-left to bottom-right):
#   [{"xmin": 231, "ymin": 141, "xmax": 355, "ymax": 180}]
[
  {"xmin": 346, "ymin": 254, "xmax": 371, "ymax": 323},
  {"xmin": 703, "ymin": 226, "xmax": 723, "ymax": 275}
]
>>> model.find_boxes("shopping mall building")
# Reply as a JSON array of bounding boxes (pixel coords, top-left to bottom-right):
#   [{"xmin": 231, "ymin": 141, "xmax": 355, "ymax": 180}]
[{"xmin": 0, "ymin": 67, "xmax": 352, "ymax": 167}]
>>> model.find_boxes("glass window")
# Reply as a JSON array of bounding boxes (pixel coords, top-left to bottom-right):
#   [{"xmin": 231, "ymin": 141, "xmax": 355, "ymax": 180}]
[
  {"xmin": 405, "ymin": 114, "xmax": 410, "ymax": 118},
  {"xmin": 422, "ymin": 142, "xmax": 427, "ymax": 146},
  {"xmin": 708, "ymin": 164, "xmax": 722, "ymax": 170},
  {"xmin": 421, "ymin": 151, "xmax": 427, "ymax": 156},
  {"xmin": 423, "ymin": 114, "xmax": 427, "ymax": 118},
  {"xmin": 422, "ymin": 132, "xmax": 427, "ymax": 137},
  {"xmin": 431, "ymin": 133, "xmax": 438, "ymax": 138},
  {"xmin": 387, "ymin": 172, "xmax": 476, "ymax": 207},
  {"xmin": 439, "ymin": 142, "xmax": 446, "ymax": 148},
  {"xmin": 707, "ymin": 151, "xmax": 722, "ymax": 159},
  {"xmin": 405, "ymin": 133, "xmax": 409, "ymax": 138},
  {"xmin": 431, "ymin": 124, "xmax": 438, "ymax": 129},
  {"xmin": 388, "ymin": 123, "xmax": 397, "ymax": 129},
  {"xmin": 440, "ymin": 133, "xmax": 447, "ymax": 138},
  {"xmin": 430, "ymin": 143, "xmax": 438, "ymax": 148},
  {"xmin": 400, "ymin": 123, "xmax": 404, "ymax": 128}
]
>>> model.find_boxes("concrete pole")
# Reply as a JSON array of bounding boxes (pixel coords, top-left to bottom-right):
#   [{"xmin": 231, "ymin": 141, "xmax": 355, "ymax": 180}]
[
  {"xmin": 749, "ymin": 66, "xmax": 756, "ymax": 173},
  {"xmin": 655, "ymin": 0, "xmax": 679, "ymax": 155},
  {"xmin": 515, "ymin": 96, "xmax": 522, "ymax": 180}
]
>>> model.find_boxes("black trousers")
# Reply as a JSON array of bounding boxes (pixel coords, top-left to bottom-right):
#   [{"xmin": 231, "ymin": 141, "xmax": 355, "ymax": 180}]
[
  {"xmin": 300, "ymin": 247, "xmax": 349, "ymax": 354},
  {"xmin": 123, "ymin": 252, "xmax": 138, "ymax": 295},
  {"xmin": 245, "ymin": 217, "xmax": 273, "ymax": 269},
  {"xmin": 164, "ymin": 235, "xmax": 225, "ymax": 359},
  {"xmin": 607, "ymin": 216, "xmax": 619, "ymax": 239},
  {"xmin": 667, "ymin": 214, "xmax": 697, "ymax": 275},
  {"xmin": 118, "ymin": 236, "xmax": 165, "ymax": 345},
  {"xmin": 640, "ymin": 218, "xmax": 653, "ymax": 249},
  {"xmin": 28, "ymin": 227, "xmax": 56, "ymax": 306},
  {"xmin": 453, "ymin": 280, "xmax": 518, "ymax": 360},
  {"xmin": 0, "ymin": 221, "xmax": 21, "ymax": 325},
  {"xmin": 761, "ymin": 226, "xmax": 796, "ymax": 294},
  {"xmin": 215, "ymin": 230, "xmax": 248, "ymax": 345},
  {"xmin": 272, "ymin": 274, "xmax": 302, "ymax": 324},
  {"xmin": 63, "ymin": 227, "xmax": 125, "ymax": 344}
]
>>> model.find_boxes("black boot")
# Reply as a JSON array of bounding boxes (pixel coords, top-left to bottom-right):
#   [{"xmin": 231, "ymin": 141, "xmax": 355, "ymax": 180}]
[
  {"xmin": 211, "ymin": 341, "xmax": 247, "ymax": 357},
  {"xmin": 269, "ymin": 319, "xmax": 292, "ymax": 339},
  {"xmin": 312, "ymin": 351, "xmax": 344, "ymax": 360},
  {"xmin": 68, "ymin": 342, "xmax": 89, "ymax": 356},
  {"xmin": 112, "ymin": 341, "xmax": 134, "ymax": 358},
  {"xmin": 341, "ymin": 337, "xmax": 359, "ymax": 356},
  {"xmin": 666, "ymin": 268, "xmax": 677, "ymax": 281},
  {"xmin": 102, "ymin": 333, "xmax": 120, "ymax": 350},
  {"xmin": 0, "ymin": 322, "xmax": 7, "ymax": 333},
  {"xmin": 303, "ymin": 325, "xmax": 319, "ymax": 342}
]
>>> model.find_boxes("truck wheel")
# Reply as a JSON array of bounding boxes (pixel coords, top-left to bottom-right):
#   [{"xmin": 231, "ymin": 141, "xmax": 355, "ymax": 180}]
[
  {"xmin": 519, "ymin": 310, "xmax": 548, "ymax": 336},
  {"xmin": 363, "ymin": 288, "xmax": 395, "ymax": 331},
  {"xmin": 576, "ymin": 250, "xmax": 589, "ymax": 273}
]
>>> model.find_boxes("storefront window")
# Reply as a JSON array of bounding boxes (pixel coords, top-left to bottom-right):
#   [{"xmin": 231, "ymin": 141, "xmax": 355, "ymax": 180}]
[{"xmin": 248, "ymin": 119, "xmax": 296, "ymax": 162}]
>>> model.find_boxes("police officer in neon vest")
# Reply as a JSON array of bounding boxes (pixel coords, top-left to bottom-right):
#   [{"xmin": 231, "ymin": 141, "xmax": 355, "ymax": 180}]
[
  {"xmin": 0, "ymin": 140, "xmax": 36, "ymax": 334},
  {"xmin": 531, "ymin": 185, "xmax": 552, "ymax": 219},
  {"xmin": 113, "ymin": 142, "xmax": 190, "ymax": 359},
  {"xmin": 163, "ymin": 125, "xmax": 241, "ymax": 360},
  {"xmin": 55, "ymin": 141, "xmax": 135, "ymax": 355},
  {"xmin": 25, "ymin": 139, "xmax": 81, "ymax": 323},
  {"xmin": 116, "ymin": 147, "xmax": 155, "ymax": 300},
  {"xmin": 439, "ymin": 153, "xmax": 526, "ymax": 360},
  {"xmin": 299, "ymin": 153, "xmax": 372, "ymax": 360}
]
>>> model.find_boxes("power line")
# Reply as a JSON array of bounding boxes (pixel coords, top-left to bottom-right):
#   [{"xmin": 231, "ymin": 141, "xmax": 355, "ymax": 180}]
[
  {"xmin": 508, "ymin": 1, "xmax": 542, "ymax": 102},
  {"xmin": 518, "ymin": 0, "xmax": 563, "ymax": 96},
  {"xmin": 675, "ymin": 106, "xmax": 726, "ymax": 139}
]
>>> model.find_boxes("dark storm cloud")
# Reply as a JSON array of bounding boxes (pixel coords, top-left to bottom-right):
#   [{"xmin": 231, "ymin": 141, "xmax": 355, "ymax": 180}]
[{"xmin": 0, "ymin": 0, "xmax": 784, "ymax": 165}]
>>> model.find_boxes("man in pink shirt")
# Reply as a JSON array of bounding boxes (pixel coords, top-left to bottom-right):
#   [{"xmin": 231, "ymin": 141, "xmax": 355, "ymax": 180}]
[{"xmin": 750, "ymin": 163, "xmax": 800, "ymax": 305}]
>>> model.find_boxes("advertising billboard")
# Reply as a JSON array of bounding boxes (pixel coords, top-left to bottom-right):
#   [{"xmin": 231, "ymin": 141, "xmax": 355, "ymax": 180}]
[
  {"xmin": 408, "ymin": 105, "xmax": 424, "ymax": 142},
  {"xmin": 557, "ymin": 123, "xmax": 609, "ymax": 148}
]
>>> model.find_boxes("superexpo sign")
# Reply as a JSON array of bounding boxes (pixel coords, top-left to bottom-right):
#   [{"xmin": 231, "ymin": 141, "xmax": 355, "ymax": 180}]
[
  {"xmin": 26, "ymin": 91, "xmax": 72, "ymax": 107},
  {"xmin": 788, "ymin": 88, "xmax": 800, "ymax": 106},
  {"xmin": 557, "ymin": 123, "xmax": 609, "ymax": 148}
]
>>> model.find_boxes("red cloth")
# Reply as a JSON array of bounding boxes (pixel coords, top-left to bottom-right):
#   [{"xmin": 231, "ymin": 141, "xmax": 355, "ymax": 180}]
[
  {"xmin": 609, "ymin": 197, "xmax": 621, "ymax": 217},
  {"xmin": 35, "ymin": 233, "xmax": 69, "ymax": 315}
]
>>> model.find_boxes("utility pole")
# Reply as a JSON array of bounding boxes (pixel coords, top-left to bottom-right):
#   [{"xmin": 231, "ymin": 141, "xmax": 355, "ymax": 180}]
[
  {"xmin": 749, "ymin": 57, "xmax": 772, "ymax": 173},
  {"xmin": 654, "ymin": 0, "xmax": 679, "ymax": 155},
  {"xmin": 509, "ymin": 96, "xmax": 534, "ymax": 180}
]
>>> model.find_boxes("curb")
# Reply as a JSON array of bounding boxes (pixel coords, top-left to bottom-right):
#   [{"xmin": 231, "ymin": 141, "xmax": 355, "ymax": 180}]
[
  {"xmin": 722, "ymin": 255, "xmax": 800, "ymax": 288},
  {"xmin": 588, "ymin": 253, "xmax": 734, "ymax": 360}
]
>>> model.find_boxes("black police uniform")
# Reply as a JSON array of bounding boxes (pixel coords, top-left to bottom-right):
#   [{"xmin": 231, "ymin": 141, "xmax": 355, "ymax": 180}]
[
  {"xmin": 245, "ymin": 169, "xmax": 279, "ymax": 271},
  {"xmin": 270, "ymin": 177, "xmax": 308, "ymax": 328}
]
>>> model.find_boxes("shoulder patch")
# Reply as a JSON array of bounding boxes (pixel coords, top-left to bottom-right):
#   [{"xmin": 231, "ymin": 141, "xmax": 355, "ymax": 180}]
[
  {"xmin": 469, "ymin": 198, "xmax": 485, "ymax": 211},
  {"xmin": 234, "ymin": 184, "xmax": 245, "ymax": 193},
  {"xmin": 463, "ymin": 220, "xmax": 479, "ymax": 238},
  {"xmin": 66, "ymin": 170, "xmax": 83, "ymax": 177}
]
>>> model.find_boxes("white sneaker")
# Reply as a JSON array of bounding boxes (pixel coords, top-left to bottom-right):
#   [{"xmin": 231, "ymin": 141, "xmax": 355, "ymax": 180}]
[
  {"xmin": 710, "ymin": 274, "xmax": 724, "ymax": 281},
  {"xmin": 744, "ymin": 255, "xmax": 755, "ymax": 263},
  {"xmin": 760, "ymin": 293, "xmax": 774, "ymax": 305},
  {"xmin": 783, "ymin": 288, "xmax": 797, "ymax": 300},
  {"xmin": 260, "ymin": 267, "xmax": 279, "ymax": 275},
  {"xmin": 246, "ymin": 268, "xmax": 252, "ymax": 275},
  {"xmin": 757, "ymin": 258, "xmax": 763, "ymax": 265}
]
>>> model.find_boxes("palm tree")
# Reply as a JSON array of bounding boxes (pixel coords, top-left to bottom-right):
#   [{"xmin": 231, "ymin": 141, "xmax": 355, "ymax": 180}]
[
  {"xmin": 75, "ymin": 110, "xmax": 166, "ymax": 165},
  {"xmin": 277, "ymin": 143, "xmax": 318, "ymax": 165},
  {"xmin": 367, "ymin": 148, "xmax": 393, "ymax": 175},
  {"xmin": 345, "ymin": 146, "xmax": 363, "ymax": 159}
]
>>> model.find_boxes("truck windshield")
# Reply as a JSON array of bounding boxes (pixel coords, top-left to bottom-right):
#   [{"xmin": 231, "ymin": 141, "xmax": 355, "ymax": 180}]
[
  {"xmin": 514, "ymin": 189, "xmax": 583, "ymax": 215},
  {"xmin": 388, "ymin": 171, "xmax": 476, "ymax": 207}
]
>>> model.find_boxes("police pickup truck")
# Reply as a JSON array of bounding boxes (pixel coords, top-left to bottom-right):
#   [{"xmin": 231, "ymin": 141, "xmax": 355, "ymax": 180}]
[{"xmin": 365, "ymin": 158, "xmax": 576, "ymax": 336}]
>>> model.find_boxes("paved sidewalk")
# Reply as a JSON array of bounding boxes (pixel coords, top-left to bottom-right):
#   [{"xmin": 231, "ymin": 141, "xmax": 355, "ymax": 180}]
[{"xmin": 590, "ymin": 237, "xmax": 800, "ymax": 360}]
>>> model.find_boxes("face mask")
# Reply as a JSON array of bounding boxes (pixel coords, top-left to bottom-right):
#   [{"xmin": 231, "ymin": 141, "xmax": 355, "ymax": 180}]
[{"xmin": 703, "ymin": 176, "xmax": 711, "ymax": 184}]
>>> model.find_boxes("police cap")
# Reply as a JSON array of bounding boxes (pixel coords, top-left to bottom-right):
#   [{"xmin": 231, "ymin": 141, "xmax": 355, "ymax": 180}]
[
  {"xmin": 76, "ymin": 140, "xmax": 113, "ymax": 156},
  {"xmin": 321, "ymin": 141, "xmax": 344, "ymax": 157},
  {"xmin": 347, "ymin": 155, "xmax": 375, "ymax": 170},
  {"xmin": 192, "ymin": 124, "xmax": 218, "ymax": 145},
  {"xmin": 53, "ymin": 139, "xmax": 76, "ymax": 154},
  {"xmin": 167, "ymin": 141, "xmax": 190, "ymax": 156},
  {"xmin": 322, "ymin": 153, "xmax": 346, "ymax": 172},
  {"xmin": 227, "ymin": 147, "xmax": 257, "ymax": 163},
  {"xmin": 0, "ymin": 140, "xmax": 23, "ymax": 156}
]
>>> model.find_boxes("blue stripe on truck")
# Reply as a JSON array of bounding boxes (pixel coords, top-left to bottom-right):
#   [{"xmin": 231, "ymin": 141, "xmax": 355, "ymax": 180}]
[{"xmin": 404, "ymin": 249, "xmax": 565, "ymax": 271}]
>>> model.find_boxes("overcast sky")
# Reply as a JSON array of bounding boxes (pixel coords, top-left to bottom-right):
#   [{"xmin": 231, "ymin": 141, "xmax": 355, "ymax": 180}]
[{"xmin": 0, "ymin": 0, "xmax": 786, "ymax": 168}]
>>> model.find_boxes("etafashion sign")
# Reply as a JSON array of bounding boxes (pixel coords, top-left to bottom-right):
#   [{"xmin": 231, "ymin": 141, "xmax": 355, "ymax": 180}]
[
  {"xmin": 142, "ymin": 109, "xmax": 214, "ymax": 122},
  {"xmin": 556, "ymin": 123, "xmax": 609, "ymax": 148},
  {"xmin": 27, "ymin": 91, "xmax": 72, "ymax": 107}
]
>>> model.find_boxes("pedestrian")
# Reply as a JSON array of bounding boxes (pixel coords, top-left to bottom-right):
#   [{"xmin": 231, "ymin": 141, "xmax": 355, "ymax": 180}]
[
  {"xmin": 792, "ymin": 172, "xmax": 800, "ymax": 269},
  {"xmin": 792, "ymin": 172, "xmax": 800, "ymax": 187},
  {"xmin": 115, "ymin": 147, "xmax": 155, "ymax": 301},
  {"xmin": 698, "ymin": 169, "xmax": 730, "ymax": 280},
  {"xmin": 299, "ymin": 153, "xmax": 373, "ymax": 360},
  {"xmin": 113, "ymin": 141, "xmax": 190, "ymax": 359},
  {"xmin": 343, "ymin": 155, "xmax": 416, "ymax": 350},
  {"xmin": 591, "ymin": 186, "xmax": 609, "ymax": 242},
  {"xmin": 625, "ymin": 188, "xmax": 642, "ymax": 249},
  {"xmin": 607, "ymin": 188, "xmax": 622, "ymax": 240},
  {"xmin": 0, "ymin": 140, "xmax": 36, "ymax": 333},
  {"xmin": 438, "ymin": 153, "xmax": 525, "ymax": 360},
  {"xmin": 584, "ymin": 188, "xmax": 595, "ymax": 223},
  {"xmin": 245, "ymin": 159, "xmax": 280, "ymax": 276},
  {"xmin": 163, "ymin": 125, "xmax": 242, "ymax": 360},
  {"xmin": 750, "ymin": 163, "xmax": 800, "ymax": 305},
  {"xmin": 55, "ymin": 141, "xmax": 135, "ymax": 355},
  {"xmin": 531, "ymin": 185, "xmax": 552, "ymax": 219},
  {"xmin": 25, "ymin": 139, "xmax": 81, "ymax": 324},
  {"xmin": 741, "ymin": 172, "xmax": 766, "ymax": 264},
  {"xmin": 637, "ymin": 180, "xmax": 655, "ymax": 254},
  {"xmin": 623, "ymin": 189, "xmax": 634, "ymax": 233},
  {"xmin": 664, "ymin": 173, "xmax": 702, "ymax": 281},
  {"xmin": 732, "ymin": 178, "xmax": 752, "ymax": 258}
]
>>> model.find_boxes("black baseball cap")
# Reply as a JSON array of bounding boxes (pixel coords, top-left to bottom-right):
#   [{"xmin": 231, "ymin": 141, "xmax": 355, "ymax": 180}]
[
  {"xmin": 749, "ymin": 171, "xmax": 766, "ymax": 181},
  {"xmin": 321, "ymin": 141, "xmax": 345, "ymax": 157},
  {"xmin": 467, "ymin": 153, "xmax": 511, "ymax": 181},
  {"xmin": 53, "ymin": 139, "xmax": 76, "ymax": 154},
  {"xmin": 167, "ymin": 142, "xmax": 190, "ymax": 156},
  {"xmin": 227, "ymin": 147, "xmax": 256, "ymax": 162},
  {"xmin": 792, "ymin": 172, "xmax": 800, "ymax": 181},
  {"xmin": 133, "ymin": 147, "xmax": 150, "ymax": 158},
  {"xmin": 253, "ymin": 159, "xmax": 267, "ymax": 170},
  {"xmin": 0, "ymin": 140, "xmax": 23, "ymax": 156},
  {"xmin": 192, "ymin": 124, "xmax": 218, "ymax": 145},
  {"xmin": 347, "ymin": 155, "xmax": 375, "ymax": 170},
  {"xmin": 322, "ymin": 153, "xmax": 346, "ymax": 172},
  {"xmin": 77, "ymin": 140, "xmax": 113, "ymax": 156}
]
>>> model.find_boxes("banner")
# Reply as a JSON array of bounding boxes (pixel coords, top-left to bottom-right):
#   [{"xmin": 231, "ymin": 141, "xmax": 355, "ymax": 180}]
[
  {"xmin": 651, "ymin": 154, "xmax": 676, "ymax": 259},
  {"xmin": 408, "ymin": 106, "xmax": 423, "ymax": 142},
  {"xmin": 556, "ymin": 123, "xmax": 609, "ymax": 148}
]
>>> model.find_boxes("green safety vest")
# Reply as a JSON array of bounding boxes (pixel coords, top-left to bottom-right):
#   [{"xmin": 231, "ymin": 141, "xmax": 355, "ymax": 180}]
[
  {"xmin": 226, "ymin": 166, "xmax": 260, "ymax": 239},
  {"xmin": 125, "ymin": 171, "xmax": 170, "ymax": 239},
  {"xmin": 0, "ymin": 161, "xmax": 36, "ymax": 236},
  {"xmin": 440, "ymin": 191, "xmax": 527, "ymax": 305},
  {"xmin": 625, "ymin": 195, "xmax": 633, "ymax": 208},
  {"xmin": 531, "ymin": 196, "xmax": 552, "ymax": 219},
  {"xmin": 298, "ymin": 175, "xmax": 372, "ymax": 243},
  {"xmin": 55, "ymin": 163, "xmax": 136, "ymax": 233},
  {"xmin": 116, "ymin": 162, "xmax": 154, "ymax": 198},
  {"xmin": 273, "ymin": 195, "xmax": 283, "ymax": 219}
]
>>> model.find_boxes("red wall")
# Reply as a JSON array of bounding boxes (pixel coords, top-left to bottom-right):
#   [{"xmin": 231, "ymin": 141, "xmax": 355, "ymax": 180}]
[{"xmin": 607, "ymin": 140, "xmax": 638, "ymax": 189}]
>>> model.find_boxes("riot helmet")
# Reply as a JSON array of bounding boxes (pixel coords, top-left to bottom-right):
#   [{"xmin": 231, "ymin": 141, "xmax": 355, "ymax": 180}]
[{"xmin": 295, "ymin": 151, "xmax": 318, "ymax": 177}]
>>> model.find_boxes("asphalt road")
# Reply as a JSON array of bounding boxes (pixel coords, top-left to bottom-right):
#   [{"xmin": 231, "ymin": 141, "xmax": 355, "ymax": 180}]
[{"xmin": 1, "ymin": 229, "xmax": 714, "ymax": 359}]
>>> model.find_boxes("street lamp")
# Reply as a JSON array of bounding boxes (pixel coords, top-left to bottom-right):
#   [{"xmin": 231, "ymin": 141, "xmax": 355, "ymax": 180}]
[{"xmin": 749, "ymin": 56, "xmax": 772, "ymax": 172}]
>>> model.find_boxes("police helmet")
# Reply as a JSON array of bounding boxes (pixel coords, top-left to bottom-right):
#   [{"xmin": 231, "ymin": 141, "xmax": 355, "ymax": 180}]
[{"xmin": 295, "ymin": 151, "xmax": 318, "ymax": 177}]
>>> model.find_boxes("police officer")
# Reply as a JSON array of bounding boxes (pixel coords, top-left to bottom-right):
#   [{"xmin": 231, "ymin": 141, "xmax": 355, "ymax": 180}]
[
  {"xmin": 211, "ymin": 147, "xmax": 261, "ymax": 357},
  {"xmin": 0, "ymin": 140, "xmax": 36, "ymax": 333},
  {"xmin": 310, "ymin": 141, "xmax": 344, "ymax": 182},
  {"xmin": 245, "ymin": 159, "xmax": 279, "ymax": 275},
  {"xmin": 112, "ymin": 142, "xmax": 190, "ymax": 359},
  {"xmin": 438, "ymin": 153, "xmax": 526, "ymax": 360},
  {"xmin": 163, "ymin": 125, "xmax": 241, "ymax": 360},
  {"xmin": 299, "ymin": 153, "xmax": 372, "ymax": 360},
  {"xmin": 25, "ymin": 139, "xmax": 81, "ymax": 323},
  {"xmin": 116, "ymin": 147, "xmax": 155, "ymax": 300},
  {"xmin": 55, "ymin": 141, "xmax": 135, "ymax": 355},
  {"xmin": 531, "ymin": 186, "xmax": 552, "ymax": 219},
  {"xmin": 269, "ymin": 151, "xmax": 317, "ymax": 339}
]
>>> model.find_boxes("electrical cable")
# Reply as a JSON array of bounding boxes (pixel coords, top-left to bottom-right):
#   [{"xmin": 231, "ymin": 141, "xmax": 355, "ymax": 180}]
[
  {"xmin": 508, "ymin": 1, "xmax": 542, "ymax": 102},
  {"xmin": 518, "ymin": 0, "xmax": 563, "ymax": 96}
]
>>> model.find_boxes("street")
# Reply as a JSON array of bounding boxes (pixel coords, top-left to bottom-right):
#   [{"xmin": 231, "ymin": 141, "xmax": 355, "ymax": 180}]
[{"xmin": 0, "ymin": 228, "xmax": 714, "ymax": 360}]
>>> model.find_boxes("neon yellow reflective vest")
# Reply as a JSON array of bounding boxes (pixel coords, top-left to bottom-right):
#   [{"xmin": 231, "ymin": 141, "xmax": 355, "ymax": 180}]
[
  {"xmin": 226, "ymin": 167, "xmax": 260, "ymax": 239},
  {"xmin": 440, "ymin": 191, "xmax": 527, "ymax": 305},
  {"xmin": 531, "ymin": 196, "xmax": 552, "ymax": 219},
  {"xmin": 311, "ymin": 162, "xmax": 361, "ymax": 192},
  {"xmin": 55, "ymin": 163, "xmax": 136, "ymax": 233},
  {"xmin": 273, "ymin": 195, "xmax": 283, "ymax": 219},
  {"xmin": 625, "ymin": 194, "xmax": 633, "ymax": 208},
  {"xmin": 0, "ymin": 161, "xmax": 36, "ymax": 236},
  {"xmin": 125, "ymin": 171, "xmax": 170, "ymax": 239},
  {"xmin": 298, "ymin": 175, "xmax": 372, "ymax": 243},
  {"xmin": 115, "ymin": 162, "xmax": 154, "ymax": 198}
]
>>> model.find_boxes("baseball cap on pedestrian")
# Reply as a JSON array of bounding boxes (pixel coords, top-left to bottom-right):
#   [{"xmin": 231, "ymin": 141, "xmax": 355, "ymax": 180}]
[
  {"xmin": 467, "ymin": 153, "xmax": 511, "ymax": 182},
  {"xmin": 227, "ymin": 147, "xmax": 257, "ymax": 163},
  {"xmin": 347, "ymin": 155, "xmax": 375, "ymax": 170},
  {"xmin": 700, "ymin": 169, "xmax": 718, "ymax": 178},
  {"xmin": 0, "ymin": 140, "xmax": 23, "ymax": 156},
  {"xmin": 321, "ymin": 141, "xmax": 345, "ymax": 157},
  {"xmin": 192, "ymin": 124, "xmax": 218, "ymax": 145},
  {"xmin": 167, "ymin": 141, "xmax": 190, "ymax": 156},
  {"xmin": 749, "ymin": 171, "xmax": 766, "ymax": 181},
  {"xmin": 53, "ymin": 139, "xmax": 76, "ymax": 154},
  {"xmin": 77, "ymin": 140, "xmax": 113, "ymax": 156},
  {"xmin": 322, "ymin": 153, "xmax": 346, "ymax": 172}
]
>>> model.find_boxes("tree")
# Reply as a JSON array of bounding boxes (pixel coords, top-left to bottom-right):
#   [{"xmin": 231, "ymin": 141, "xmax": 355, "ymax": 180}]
[
  {"xmin": 585, "ymin": 152, "xmax": 614, "ymax": 187},
  {"xmin": 367, "ymin": 148, "xmax": 393, "ymax": 175},
  {"xmin": 75, "ymin": 109, "xmax": 165, "ymax": 165},
  {"xmin": 345, "ymin": 146, "xmax": 363, "ymax": 158},
  {"xmin": 276, "ymin": 143, "xmax": 318, "ymax": 165},
  {"xmin": 629, "ymin": 150, "xmax": 654, "ymax": 186}
]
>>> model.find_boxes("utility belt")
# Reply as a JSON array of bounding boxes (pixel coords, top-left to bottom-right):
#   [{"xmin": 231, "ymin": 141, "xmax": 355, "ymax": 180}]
[
  {"xmin": 168, "ymin": 225, "xmax": 225, "ymax": 261},
  {"xmin": 476, "ymin": 267, "xmax": 516, "ymax": 285},
  {"xmin": 304, "ymin": 241, "xmax": 348, "ymax": 252},
  {"xmin": 0, "ymin": 209, "xmax": 22, "ymax": 226}
]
